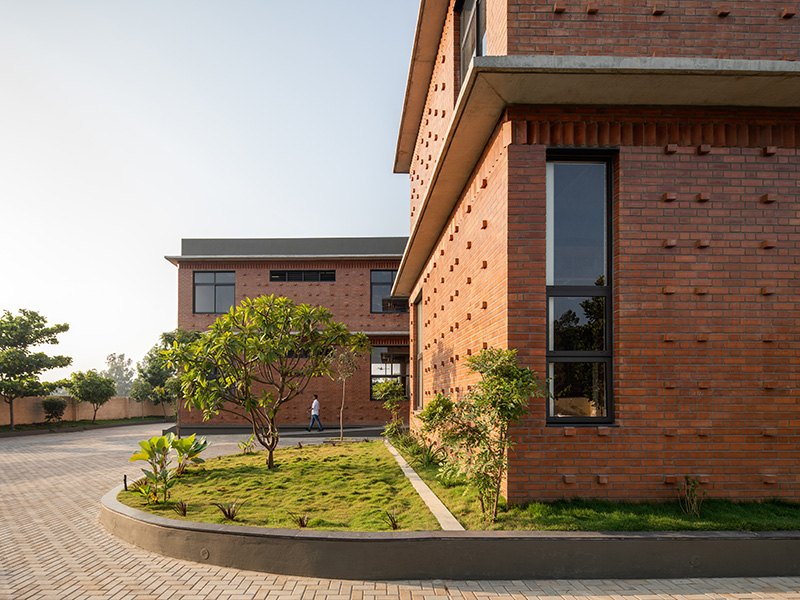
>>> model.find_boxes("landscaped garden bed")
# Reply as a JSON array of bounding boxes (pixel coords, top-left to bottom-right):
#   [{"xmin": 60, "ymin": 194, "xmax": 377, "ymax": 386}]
[{"xmin": 118, "ymin": 440, "xmax": 440, "ymax": 531}]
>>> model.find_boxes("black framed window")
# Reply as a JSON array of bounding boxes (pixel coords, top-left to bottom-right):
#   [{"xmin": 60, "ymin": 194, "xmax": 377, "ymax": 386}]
[
  {"xmin": 457, "ymin": 0, "xmax": 486, "ymax": 88},
  {"xmin": 371, "ymin": 270, "xmax": 408, "ymax": 313},
  {"xmin": 193, "ymin": 271, "xmax": 235, "ymax": 314},
  {"xmin": 269, "ymin": 270, "xmax": 335, "ymax": 282},
  {"xmin": 370, "ymin": 346, "xmax": 409, "ymax": 400},
  {"xmin": 546, "ymin": 152, "xmax": 613, "ymax": 423},
  {"xmin": 414, "ymin": 298, "xmax": 423, "ymax": 410}
]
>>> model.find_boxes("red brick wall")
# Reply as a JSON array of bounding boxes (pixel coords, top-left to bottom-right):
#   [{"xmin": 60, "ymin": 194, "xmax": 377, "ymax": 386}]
[
  {"xmin": 176, "ymin": 258, "xmax": 408, "ymax": 428},
  {"xmin": 506, "ymin": 0, "xmax": 799, "ymax": 60},
  {"xmin": 407, "ymin": 105, "xmax": 800, "ymax": 501}
]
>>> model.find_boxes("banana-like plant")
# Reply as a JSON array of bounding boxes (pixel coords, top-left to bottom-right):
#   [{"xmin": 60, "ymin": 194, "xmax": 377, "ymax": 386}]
[
  {"xmin": 129, "ymin": 433, "xmax": 176, "ymax": 503},
  {"xmin": 172, "ymin": 434, "xmax": 209, "ymax": 475}
]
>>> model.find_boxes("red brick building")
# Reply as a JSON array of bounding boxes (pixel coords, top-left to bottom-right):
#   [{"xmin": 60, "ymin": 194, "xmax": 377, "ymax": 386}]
[
  {"xmin": 167, "ymin": 237, "xmax": 409, "ymax": 429},
  {"xmin": 393, "ymin": 1, "xmax": 800, "ymax": 501}
]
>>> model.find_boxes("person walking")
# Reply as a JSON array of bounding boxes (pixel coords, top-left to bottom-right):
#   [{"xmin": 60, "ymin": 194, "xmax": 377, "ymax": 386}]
[{"xmin": 307, "ymin": 394, "xmax": 323, "ymax": 432}]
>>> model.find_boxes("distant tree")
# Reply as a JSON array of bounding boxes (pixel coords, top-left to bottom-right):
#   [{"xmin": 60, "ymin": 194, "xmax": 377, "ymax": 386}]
[
  {"xmin": 68, "ymin": 370, "xmax": 116, "ymax": 423},
  {"xmin": 131, "ymin": 329, "xmax": 200, "ymax": 416},
  {"xmin": 169, "ymin": 295, "xmax": 370, "ymax": 468},
  {"xmin": 0, "ymin": 309, "xmax": 72, "ymax": 430},
  {"xmin": 100, "ymin": 353, "xmax": 134, "ymax": 396}
]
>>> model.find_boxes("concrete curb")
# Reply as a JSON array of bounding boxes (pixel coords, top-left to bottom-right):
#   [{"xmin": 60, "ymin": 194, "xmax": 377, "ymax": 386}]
[
  {"xmin": 101, "ymin": 485, "xmax": 800, "ymax": 580},
  {"xmin": 383, "ymin": 439, "xmax": 464, "ymax": 531}
]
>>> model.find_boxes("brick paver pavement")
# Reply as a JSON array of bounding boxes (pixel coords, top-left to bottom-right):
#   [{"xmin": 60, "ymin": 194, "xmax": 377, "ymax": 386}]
[{"xmin": 1, "ymin": 424, "xmax": 799, "ymax": 600}]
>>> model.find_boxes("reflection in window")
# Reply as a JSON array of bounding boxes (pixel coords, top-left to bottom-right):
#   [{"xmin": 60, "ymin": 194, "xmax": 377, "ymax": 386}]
[
  {"xmin": 546, "ymin": 156, "xmax": 612, "ymax": 423},
  {"xmin": 194, "ymin": 271, "xmax": 235, "ymax": 314},
  {"xmin": 370, "ymin": 346, "xmax": 409, "ymax": 400},
  {"xmin": 371, "ymin": 270, "xmax": 408, "ymax": 313}
]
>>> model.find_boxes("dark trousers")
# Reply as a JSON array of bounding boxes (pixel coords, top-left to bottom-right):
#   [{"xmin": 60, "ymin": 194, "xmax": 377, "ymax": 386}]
[{"xmin": 308, "ymin": 415, "xmax": 323, "ymax": 431}]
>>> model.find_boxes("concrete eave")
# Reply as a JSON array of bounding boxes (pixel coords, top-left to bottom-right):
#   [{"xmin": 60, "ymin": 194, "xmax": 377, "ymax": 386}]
[
  {"xmin": 393, "ymin": 0, "xmax": 450, "ymax": 175},
  {"xmin": 165, "ymin": 254, "xmax": 404, "ymax": 267},
  {"xmin": 392, "ymin": 55, "xmax": 800, "ymax": 296}
]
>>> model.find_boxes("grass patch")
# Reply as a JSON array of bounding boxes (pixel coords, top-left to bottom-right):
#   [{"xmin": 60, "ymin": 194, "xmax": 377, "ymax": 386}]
[
  {"xmin": 119, "ymin": 440, "xmax": 440, "ymax": 532},
  {"xmin": 0, "ymin": 415, "xmax": 171, "ymax": 433},
  {"xmin": 391, "ymin": 436, "xmax": 800, "ymax": 531}
]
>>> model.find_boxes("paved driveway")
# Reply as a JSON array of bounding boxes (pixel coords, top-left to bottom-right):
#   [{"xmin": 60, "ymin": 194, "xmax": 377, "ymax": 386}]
[{"xmin": 1, "ymin": 424, "xmax": 799, "ymax": 600}]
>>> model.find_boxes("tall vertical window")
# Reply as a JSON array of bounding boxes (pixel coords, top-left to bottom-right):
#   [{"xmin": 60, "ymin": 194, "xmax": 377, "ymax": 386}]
[
  {"xmin": 414, "ymin": 298, "xmax": 424, "ymax": 411},
  {"xmin": 193, "ymin": 271, "xmax": 235, "ymax": 314},
  {"xmin": 546, "ymin": 153, "xmax": 613, "ymax": 423},
  {"xmin": 371, "ymin": 270, "xmax": 408, "ymax": 313},
  {"xmin": 458, "ymin": 0, "xmax": 486, "ymax": 88},
  {"xmin": 370, "ymin": 346, "xmax": 410, "ymax": 400}
]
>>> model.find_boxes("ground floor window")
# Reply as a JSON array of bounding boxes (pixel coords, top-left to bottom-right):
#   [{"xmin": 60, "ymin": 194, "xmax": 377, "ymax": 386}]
[{"xmin": 370, "ymin": 346, "xmax": 409, "ymax": 400}]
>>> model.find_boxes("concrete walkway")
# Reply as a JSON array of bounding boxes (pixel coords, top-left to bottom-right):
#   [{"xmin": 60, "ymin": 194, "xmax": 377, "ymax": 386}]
[{"xmin": 1, "ymin": 424, "xmax": 799, "ymax": 600}]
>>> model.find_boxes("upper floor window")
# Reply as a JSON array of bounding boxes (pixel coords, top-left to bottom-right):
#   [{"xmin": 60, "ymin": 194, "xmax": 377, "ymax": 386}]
[
  {"xmin": 458, "ymin": 0, "xmax": 486, "ymax": 88},
  {"xmin": 371, "ymin": 270, "xmax": 408, "ymax": 313},
  {"xmin": 194, "ymin": 271, "xmax": 235, "ymax": 314},
  {"xmin": 269, "ymin": 270, "xmax": 335, "ymax": 282},
  {"xmin": 546, "ymin": 153, "xmax": 613, "ymax": 424}
]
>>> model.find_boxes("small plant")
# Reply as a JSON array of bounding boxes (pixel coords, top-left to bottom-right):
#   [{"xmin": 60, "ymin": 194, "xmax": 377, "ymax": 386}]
[
  {"xmin": 129, "ymin": 433, "xmax": 177, "ymax": 504},
  {"xmin": 678, "ymin": 475, "xmax": 707, "ymax": 516},
  {"xmin": 238, "ymin": 434, "xmax": 255, "ymax": 454},
  {"xmin": 172, "ymin": 500, "xmax": 188, "ymax": 516},
  {"xmin": 383, "ymin": 507, "xmax": 400, "ymax": 530},
  {"xmin": 295, "ymin": 441, "xmax": 303, "ymax": 449},
  {"xmin": 41, "ymin": 397, "xmax": 68, "ymax": 423},
  {"xmin": 372, "ymin": 379, "xmax": 407, "ymax": 439},
  {"xmin": 172, "ymin": 434, "xmax": 209, "ymax": 475},
  {"xmin": 213, "ymin": 499, "xmax": 246, "ymax": 521},
  {"xmin": 289, "ymin": 512, "xmax": 310, "ymax": 527}
]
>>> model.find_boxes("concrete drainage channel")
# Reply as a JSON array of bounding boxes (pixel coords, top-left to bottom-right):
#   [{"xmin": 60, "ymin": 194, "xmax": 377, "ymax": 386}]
[{"xmin": 100, "ymin": 489, "xmax": 800, "ymax": 580}]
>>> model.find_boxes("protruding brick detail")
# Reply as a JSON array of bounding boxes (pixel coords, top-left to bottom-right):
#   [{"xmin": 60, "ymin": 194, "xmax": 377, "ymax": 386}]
[
  {"xmin": 664, "ymin": 475, "xmax": 678, "ymax": 484},
  {"xmin": 553, "ymin": 2, "xmax": 566, "ymax": 13},
  {"xmin": 762, "ymin": 428, "xmax": 778, "ymax": 437},
  {"xmin": 562, "ymin": 474, "xmax": 576, "ymax": 484},
  {"xmin": 762, "ymin": 240, "xmax": 777, "ymax": 249},
  {"xmin": 764, "ymin": 381, "xmax": 780, "ymax": 390},
  {"xmin": 782, "ymin": 8, "xmax": 796, "ymax": 18},
  {"xmin": 696, "ymin": 333, "xmax": 709, "ymax": 342},
  {"xmin": 762, "ymin": 333, "xmax": 776, "ymax": 343},
  {"xmin": 763, "ymin": 474, "xmax": 778, "ymax": 484},
  {"xmin": 662, "ymin": 286, "xmax": 677, "ymax": 295},
  {"xmin": 663, "ymin": 239, "xmax": 677, "ymax": 248},
  {"xmin": 697, "ymin": 475, "xmax": 711, "ymax": 484},
  {"xmin": 587, "ymin": 4, "xmax": 599, "ymax": 14},
  {"xmin": 481, "ymin": 220, "xmax": 488, "ymax": 229},
  {"xmin": 696, "ymin": 239, "xmax": 710, "ymax": 248},
  {"xmin": 698, "ymin": 429, "xmax": 710, "ymax": 437},
  {"xmin": 596, "ymin": 474, "xmax": 609, "ymax": 484},
  {"xmin": 664, "ymin": 429, "xmax": 677, "ymax": 437},
  {"xmin": 563, "ymin": 427, "xmax": 576, "ymax": 437},
  {"xmin": 597, "ymin": 427, "xmax": 611, "ymax": 436},
  {"xmin": 760, "ymin": 193, "xmax": 775, "ymax": 204},
  {"xmin": 663, "ymin": 333, "xmax": 676, "ymax": 342},
  {"xmin": 664, "ymin": 143, "xmax": 677, "ymax": 153},
  {"xmin": 664, "ymin": 382, "xmax": 676, "ymax": 389},
  {"xmin": 694, "ymin": 287, "xmax": 708, "ymax": 296},
  {"xmin": 698, "ymin": 381, "xmax": 710, "ymax": 389},
  {"xmin": 717, "ymin": 6, "xmax": 731, "ymax": 16},
  {"xmin": 696, "ymin": 193, "xmax": 710, "ymax": 203},
  {"xmin": 662, "ymin": 192, "xmax": 677, "ymax": 202},
  {"xmin": 697, "ymin": 144, "xmax": 711, "ymax": 154},
  {"xmin": 764, "ymin": 146, "xmax": 778, "ymax": 156},
  {"xmin": 761, "ymin": 286, "xmax": 776, "ymax": 296},
  {"xmin": 480, "ymin": 178, "xmax": 488, "ymax": 189}
]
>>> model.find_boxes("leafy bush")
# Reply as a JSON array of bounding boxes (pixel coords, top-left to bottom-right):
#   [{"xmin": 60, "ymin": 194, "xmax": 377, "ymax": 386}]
[
  {"xmin": 172, "ymin": 434, "xmax": 209, "ymax": 475},
  {"xmin": 372, "ymin": 379, "xmax": 406, "ymax": 439},
  {"xmin": 41, "ymin": 397, "xmax": 67, "ymax": 423}
]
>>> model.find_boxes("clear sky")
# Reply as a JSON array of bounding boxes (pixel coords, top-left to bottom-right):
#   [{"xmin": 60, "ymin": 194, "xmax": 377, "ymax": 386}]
[{"xmin": 0, "ymin": 1, "xmax": 419, "ymax": 379}]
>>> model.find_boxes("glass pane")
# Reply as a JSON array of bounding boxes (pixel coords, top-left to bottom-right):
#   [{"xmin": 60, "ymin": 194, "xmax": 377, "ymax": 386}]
[
  {"xmin": 215, "ymin": 272, "xmax": 235, "ymax": 284},
  {"xmin": 287, "ymin": 271, "xmax": 303, "ymax": 282},
  {"xmin": 303, "ymin": 271, "xmax": 320, "ymax": 282},
  {"xmin": 551, "ymin": 162, "xmax": 606, "ymax": 285},
  {"xmin": 371, "ymin": 270, "xmax": 394, "ymax": 283},
  {"xmin": 270, "ymin": 271, "xmax": 286, "ymax": 282},
  {"xmin": 548, "ymin": 362, "xmax": 607, "ymax": 418},
  {"xmin": 549, "ymin": 296, "xmax": 605, "ymax": 351},
  {"xmin": 194, "ymin": 285, "xmax": 215, "ymax": 313},
  {"xmin": 320, "ymin": 271, "xmax": 335, "ymax": 282},
  {"xmin": 372, "ymin": 283, "xmax": 392, "ymax": 312},
  {"xmin": 216, "ymin": 285, "xmax": 234, "ymax": 313},
  {"xmin": 194, "ymin": 272, "xmax": 214, "ymax": 284}
]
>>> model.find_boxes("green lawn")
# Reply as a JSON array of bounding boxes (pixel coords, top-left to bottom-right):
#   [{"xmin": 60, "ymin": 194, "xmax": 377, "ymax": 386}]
[
  {"xmin": 0, "ymin": 415, "xmax": 171, "ymax": 433},
  {"xmin": 393, "ymin": 438, "xmax": 800, "ymax": 531},
  {"xmin": 119, "ymin": 441, "xmax": 440, "ymax": 531}
]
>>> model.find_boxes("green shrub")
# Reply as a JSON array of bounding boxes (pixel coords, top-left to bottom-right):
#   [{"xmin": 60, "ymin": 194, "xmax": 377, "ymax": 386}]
[{"xmin": 41, "ymin": 397, "xmax": 67, "ymax": 423}]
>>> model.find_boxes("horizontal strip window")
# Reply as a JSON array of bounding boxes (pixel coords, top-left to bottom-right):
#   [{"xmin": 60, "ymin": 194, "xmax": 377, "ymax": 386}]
[
  {"xmin": 269, "ymin": 270, "xmax": 335, "ymax": 282},
  {"xmin": 370, "ymin": 346, "xmax": 409, "ymax": 401}
]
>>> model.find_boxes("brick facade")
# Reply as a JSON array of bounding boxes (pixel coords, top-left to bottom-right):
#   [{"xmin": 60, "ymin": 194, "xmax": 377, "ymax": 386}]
[
  {"xmin": 396, "ymin": 1, "xmax": 799, "ymax": 501},
  {"xmin": 169, "ymin": 239, "xmax": 409, "ymax": 430}
]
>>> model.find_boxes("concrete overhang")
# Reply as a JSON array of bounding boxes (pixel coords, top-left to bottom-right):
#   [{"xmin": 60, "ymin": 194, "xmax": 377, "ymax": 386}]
[
  {"xmin": 391, "ymin": 54, "xmax": 800, "ymax": 296},
  {"xmin": 165, "ymin": 254, "xmax": 405, "ymax": 267}
]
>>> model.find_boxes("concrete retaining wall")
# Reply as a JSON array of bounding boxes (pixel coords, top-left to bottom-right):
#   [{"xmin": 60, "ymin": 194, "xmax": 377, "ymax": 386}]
[{"xmin": 101, "ymin": 485, "xmax": 800, "ymax": 580}]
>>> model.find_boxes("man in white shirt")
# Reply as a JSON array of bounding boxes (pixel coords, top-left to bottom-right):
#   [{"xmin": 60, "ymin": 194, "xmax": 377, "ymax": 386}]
[{"xmin": 307, "ymin": 394, "xmax": 323, "ymax": 432}]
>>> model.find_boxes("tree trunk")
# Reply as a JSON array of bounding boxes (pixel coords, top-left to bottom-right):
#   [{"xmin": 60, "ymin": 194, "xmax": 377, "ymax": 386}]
[
  {"xmin": 252, "ymin": 416, "xmax": 280, "ymax": 469},
  {"xmin": 339, "ymin": 380, "xmax": 346, "ymax": 441},
  {"xmin": 7, "ymin": 397, "xmax": 14, "ymax": 431},
  {"xmin": 92, "ymin": 404, "xmax": 98, "ymax": 423}
]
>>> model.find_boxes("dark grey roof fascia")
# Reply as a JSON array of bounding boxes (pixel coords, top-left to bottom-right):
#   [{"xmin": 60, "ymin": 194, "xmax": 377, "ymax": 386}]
[{"xmin": 171, "ymin": 237, "xmax": 408, "ymax": 260}]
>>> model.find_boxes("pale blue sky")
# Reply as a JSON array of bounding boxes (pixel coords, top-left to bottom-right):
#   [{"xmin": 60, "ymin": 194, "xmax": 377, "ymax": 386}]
[{"xmin": 0, "ymin": 1, "xmax": 418, "ymax": 379}]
